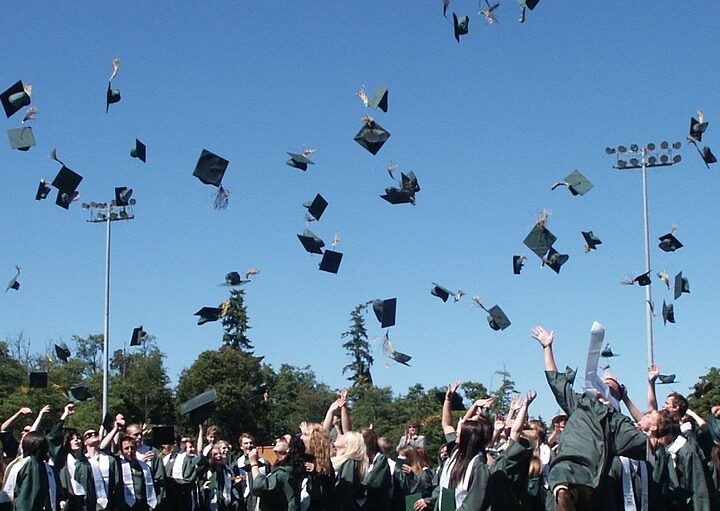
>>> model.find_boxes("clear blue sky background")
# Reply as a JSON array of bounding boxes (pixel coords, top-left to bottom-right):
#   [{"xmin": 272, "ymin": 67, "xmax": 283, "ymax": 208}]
[{"xmin": 2, "ymin": 1, "xmax": 719, "ymax": 421}]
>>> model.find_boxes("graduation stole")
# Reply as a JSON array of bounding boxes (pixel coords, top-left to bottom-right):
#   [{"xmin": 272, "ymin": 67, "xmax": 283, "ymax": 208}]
[
  {"xmin": 87, "ymin": 452, "xmax": 110, "ymax": 508},
  {"xmin": 206, "ymin": 466, "xmax": 232, "ymax": 509},
  {"xmin": 620, "ymin": 457, "xmax": 648, "ymax": 511},
  {"xmin": 66, "ymin": 452, "xmax": 87, "ymax": 496},
  {"xmin": 45, "ymin": 461, "xmax": 58, "ymax": 511},
  {"xmin": 0, "ymin": 456, "xmax": 29, "ymax": 503},
  {"xmin": 170, "ymin": 452, "xmax": 189, "ymax": 481},
  {"xmin": 583, "ymin": 322, "xmax": 620, "ymax": 411},
  {"xmin": 454, "ymin": 453, "xmax": 482, "ymax": 508},
  {"xmin": 667, "ymin": 435, "xmax": 687, "ymax": 468},
  {"xmin": 437, "ymin": 449, "xmax": 458, "ymax": 510},
  {"xmin": 121, "ymin": 458, "xmax": 157, "ymax": 509}
]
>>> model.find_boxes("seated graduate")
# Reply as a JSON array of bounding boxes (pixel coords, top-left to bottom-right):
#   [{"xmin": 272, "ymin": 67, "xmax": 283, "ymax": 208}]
[
  {"xmin": 299, "ymin": 422, "xmax": 335, "ymax": 511},
  {"xmin": 11, "ymin": 431, "xmax": 61, "ymax": 511},
  {"xmin": 330, "ymin": 432, "xmax": 368, "ymax": 511},
  {"xmin": 115, "ymin": 435, "xmax": 158, "ymax": 511},
  {"xmin": 250, "ymin": 435, "xmax": 304, "ymax": 511},
  {"xmin": 531, "ymin": 324, "xmax": 661, "ymax": 511}
]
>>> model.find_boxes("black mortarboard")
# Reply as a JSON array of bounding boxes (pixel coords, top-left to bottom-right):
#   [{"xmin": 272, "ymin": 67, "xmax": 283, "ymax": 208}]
[
  {"xmin": 702, "ymin": 146, "xmax": 717, "ymax": 166},
  {"xmin": 693, "ymin": 380, "xmax": 714, "ymax": 399},
  {"xmin": 582, "ymin": 231, "xmax": 602, "ymax": 251},
  {"xmin": 150, "ymin": 425, "xmax": 175, "ymax": 448},
  {"xmin": 373, "ymin": 298, "xmax": 397, "ymax": 328},
  {"xmin": 552, "ymin": 170, "xmax": 593, "ymax": 196},
  {"xmin": 526, "ymin": 0, "xmax": 540, "ymax": 9},
  {"xmin": 674, "ymin": 272, "xmax": 689, "ymax": 300},
  {"xmin": 67, "ymin": 384, "xmax": 92, "ymax": 402},
  {"xmin": 513, "ymin": 255, "xmax": 525, "ymax": 275},
  {"xmin": 102, "ymin": 413, "xmax": 114, "ymax": 434},
  {"xmin": 286, "ymin": 152, "xmax": 315, "ymax": 171},
  {"xmin": 381, "ymin": 188, "xmax": 415, "ymax": 205},
  {"xmin": 400, "ymin": 171, "xmax": 420, "ymax": 195},
  {"xmin": 55, "ymin": 342, "xmax": 71, "ymax": 362},
  {"xmin": 193, "ymin": 149, "xmax": 228, "ymax": 188},
  {"xmin": 319, "ymin": 250, "xmax": 343, "ymax": 274},
  {"xmin": 544, "ymin": 248, "xmax": 569, "ymax": 274},
  {"xmin": 452, "ymin": 13, "xmax": 469, "ymax": 43},
  {"xmin": 389, "ymin": 350, "xmax": 411, "ymax": 366},
  {"xmin": 565, "ymin": 366, "xmax": 577, "ymax": 385},
  {"xmin": 52, "ymin": 166, "xmax": 83, "ymax": 194},
  {"xmin": 354, "ymin": 118, "xmax": 390, "ymax": 155},
  {"xmin": 131, "ymin": 139, "xmax": 146, "ymax": 163},
  {"xmin": 29, "ymin": 371, "xmax": 48, "ymax": 388},
  {"xmin": 106, "ymin": 82, "xmax": 121, "ymax": 113},
  {"xmin": 1, "ymin": 81, "xmax": 31, "ymax": 118},
  {"xmin": 304, "ymin": 194, "xmax": 328, "ymax": 221},
  {"xmin": 367, "ymin": 85, "xmax": 388, "ymax": 113},
  {"xmin": 600, "ymin": 345, "xmax": 618, "ymax": 357},
  {"xmin": 36, "ymin": 180, "xmax": 51, "ymax": 201},
  {"xmin": 180, "ymin": 389, "xmax": 217, "ymax": 425},
  {"xmin": 297, "ymin": 229, "xmax": 325, "ymax": 254},
  {"xmin": 523, "ymin": 224, "xmax": 556, "ymax": 259},
  {"xmin": 195, "ymin": 307, "xmax": 223, "ymax": 325},
  {"xmin": 6, "ymin": 267, "xmax": 20, "ymax": 292},
  {"xmin": 114, "ymin": 187, "xmax": 133, "ymax": 207},
  {"xmin": 56, "ymin": 190, "xmax": 79, "ymax": 210},
  {"xmin": 689, "ymin": 116, "xmax": 708, "ymax": 142},
  {"xmin": 658, "ymin": 232, "xmax": 682, "ymax": 252},
  {"xmin": 486, "ymin": 305, "xmax": 511, "ymax": 331},
  {"xmin": 628, "ymin": 271, "xmax": 651, "ymax": 287},
  {"xmin": 662, "ymin": 301, "xmax": 675, "ymax": 325},
  {"xmin": 221, "ymin": 271, "xmax": 249, "ymax": 286},
  {"xmin": 7, "ymin": 127, "xmax": 35, "ymax": 151},
  {"xmin": 431, "ymin": 283, "xmax": 452, "ymax": 302},
  {"xmin": 657, "ymin": 374, "xmax": 677, "ymax": 384},
  {"xmin": 130, "ymin": 326, "xmax": 146, "ymax": 347},
  {"xmin": 435, "ymin": 391, "xmax": 466, "ymax": 411}
]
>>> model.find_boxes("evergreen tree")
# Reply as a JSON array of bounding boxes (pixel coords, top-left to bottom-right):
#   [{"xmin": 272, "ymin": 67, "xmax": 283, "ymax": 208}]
[
  {"xmin": 489, "ymin": 368, "xmax": 516, "ymax": 417},
  {"xmin": 341, "ymin": 302, "xmax": 374, "ymax": 386},
  {"xmin": 222, "ymin": 288, "xmax": 254, "ymax": 351}
]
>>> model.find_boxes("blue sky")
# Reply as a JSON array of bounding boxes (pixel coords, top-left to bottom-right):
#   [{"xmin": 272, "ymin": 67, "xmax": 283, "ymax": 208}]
[{"xmin": 2, "ymin": 1, "xmax": 719, "ymax": 421}]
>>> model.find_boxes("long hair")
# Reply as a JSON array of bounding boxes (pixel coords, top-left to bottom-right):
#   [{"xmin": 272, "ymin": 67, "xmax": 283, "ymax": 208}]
[
  {"xmin": 63, "ymin": 429, "xmax": 84, "ymax": 455},
  {"xmin": 398, "ymin": 446, "xmax": 422, "ymax": 476},
  {"xmin": 415, "ymin": 447, "xmax": 432, "ymax": 470},
  {"xmin": 22, "ymin": 431, "xmax": 49, "ymax": 461},
  {"xmin": 331, "ymin": 431, "xmax": 368, "ymax": 479},
  {"xmin": 450, "ymin": 419, "xmax": 492, "ymax": 485},
  {"xmin": 276, "ymin": 435, "xmax": 306, "ymax": 479},
  {"xmin": 361, "ymin": 428, "xmax": 380, "ymax": 460},
  {"xmin": 306, "ymin": 423, "xmax": 333, "ymax": 477}
]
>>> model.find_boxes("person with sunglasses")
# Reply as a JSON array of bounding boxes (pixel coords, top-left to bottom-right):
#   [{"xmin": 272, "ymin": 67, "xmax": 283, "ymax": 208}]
[{"xmin": 83, "ymin": 429, "xmax": 119, "ymax": 511}]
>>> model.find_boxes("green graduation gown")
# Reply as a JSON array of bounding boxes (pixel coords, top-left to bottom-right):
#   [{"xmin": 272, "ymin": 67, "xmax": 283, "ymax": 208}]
[{"xmin": 252, "ymin": 465, "xmax": 300, "ymax": 511}]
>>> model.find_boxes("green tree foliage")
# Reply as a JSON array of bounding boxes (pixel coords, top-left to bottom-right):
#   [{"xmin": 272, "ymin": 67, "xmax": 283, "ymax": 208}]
[
  {"xmin": 72, "ymin": 334, "xmax": 104, "ymax": 375},
  {"xmin": 489, "ymin": 369, "xmax": 516, "ymax": 417},
  {"xmin": 176, "ymin": 347, "xmax": 270, "ymax": 443},
  {"xmin": 461, "ymin": 381, "xmax": 489, "ymax": 402},
  {"xmin": 221, "ymin": 288, "xmax": 254, "ymax": 351},
  {"xmin": 687, "ymin": 367, "xmax": 720, "ymax": 417},
  {"xmin": 341, "ymin": 303, "xmax": 374, "ymax": 386},
  {"xmin": 349, "ymin": 385, "xmax": 394, "ymax": 433}
]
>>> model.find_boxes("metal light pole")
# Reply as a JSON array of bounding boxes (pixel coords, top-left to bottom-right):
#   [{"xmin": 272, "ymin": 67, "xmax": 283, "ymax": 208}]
[
  {"xmin": 82, "ymin": 194, "xmax": 135, "ymax": 421},
  {"xmin": 606, "ymin": 142, "xmax": 681, "ymax": 368}
]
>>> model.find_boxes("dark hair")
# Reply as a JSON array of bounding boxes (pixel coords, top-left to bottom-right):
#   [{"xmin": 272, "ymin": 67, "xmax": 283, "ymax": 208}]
[
  {"xmin": 63, "ymin": 429, "xmax": 84, "ymax": 454},
  {"xmin": 527, "ymin": 419, "xmax": 547, "ymax": 444},
  {"xmin": 450, "ymin": 420, "xmax": 493, "ymax": 485},
  {"xmin": 119, "ymin": 435, "xmax": 136, "ymax": 446},
  {"xmin": 406, "ymin": 419, "xmax": 420, "ymax": 430},
  {"xmin": 415, "ymin": 447, "xmax": 431, "ymax": 469},
  {"xmin": 22, "ymin": 431, "xmax": 49, "ymax": 461},
  {"xmin": 656, "ymin": 410, "xmax": 680, "ymax": 440},
  {"xmin": 361, "ymin": 428, "xmax": 380, "ymax": 460},
  {"xmin": 667, "ymin": 392, "xmax": 689, "ymax": 416},
  {"xmin": 276, "ymin": 435, "xmax": 306, "ymax": 479}
]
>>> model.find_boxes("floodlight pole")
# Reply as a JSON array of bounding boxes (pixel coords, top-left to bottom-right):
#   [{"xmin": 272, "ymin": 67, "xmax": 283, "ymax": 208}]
[{"xmin": 608, "ymin": 142, "xmax": 681, "ymax": 370}]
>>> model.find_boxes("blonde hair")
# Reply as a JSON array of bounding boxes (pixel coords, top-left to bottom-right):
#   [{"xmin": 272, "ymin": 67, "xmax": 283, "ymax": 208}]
[
  {"xmin": 306, "ymin": 423, "xmax": 333, "ymax": 477},
  {"xmin": 331, "ymin": 431, "xmax": 368, "ymax": 478}
]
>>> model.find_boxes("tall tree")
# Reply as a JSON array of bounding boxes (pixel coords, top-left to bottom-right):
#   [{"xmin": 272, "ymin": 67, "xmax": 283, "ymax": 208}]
[
  {"xmin": 222, "ymin": 288, "xmax": 254, "ymax": 352},
  {"xmin": 341, "ymin": 302, "xmax": 374, "ymax": 386},
  {"xmin": 72, "ymin": 334, "xmax": 104, "ymax": 375},
  {"xmin": 489, "ymin": 369, "xmax": 516, "ymax": 417}
]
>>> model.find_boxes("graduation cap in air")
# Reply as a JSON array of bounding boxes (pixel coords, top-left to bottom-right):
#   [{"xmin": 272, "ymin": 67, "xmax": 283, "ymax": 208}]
[
  {"xmin": 452, "ymin": 13, "xmax": 469, "ymax": 43},
  {"xmin": 435, "ymin": 391, "xmax": 466, "ymax": 411},
  {"xmin": 662, "ymin": 301, "xmax": 675, "ymax": 325},
  {"xmin": 523, "ymin": 219, "xmax": 557, "ymax": 259},
  {"xmin": 55, "ymin": 342, "xmax": 71, "ymax": 362},
  {"xmin": 707, "ymin": 413, "xmax": 720, "ymax": 444},
  {"xmin": 473, "ymin": 297, "xmax": 511, "ymax": 331},
  {"xmin": 5, "ymin": 266, "xmax": 20, "ymax": 292},
  {"xmin": 319, "ymin": 250, "xmax": 343, "ymax": 274},
  {"xmin": 131, "ymin": 139, "xmax": 146, "ymax": 163},
  {"xmin": 130, "ymin": 326, "xmax": 147, "ymax": 346},
  {"xmin": 150, "ymin": 425, "xmax": 175, "ymax": 448},
  {"xmin": 195, "ymin": 307, "xmax": 224, "ymax": 325},
  {"xmin": 543, "ymin": 248, "xmax": 569, "ymax": 274},
  {"xmin": 674, "ymin": 272, "xmax": 689, "ymax": 300},
  {"xmin": 36, "ymin": 180, "xmax": 51, "ymax": 201},
  {"xmin": 600, "ymin": 344, "xmax": 618, "ymax": 358},
  {"xmin": 7, "ymin": 127, "xmax": 35, "ymax": 151},
  {"xmin": 221, "ymin": 271, "xmax": 249, "ymax": 287},
  {"xmin": 701, "ymin": 146, "xmax": 717, "ymax": 167},
  {"xmin": 513, "ymin": 255, "xmax": 526, "ymax": 275},
  {"xmin": 689, "ymin": 115, "xmax": 708, "ymax": 143},
  {"xmin": 304, "ymin": 194, "xmax": 328, "ymax": 222},
  {"xmin": 106, "ymin": 58, "xmax": 121, "ymax": 113},
  {"xmin": 373, "ymin": 298, "xmax": 397, "ymax": 328},
  {"xmin": 693, "ymin": 380, "xmax": 714, "ymax": 399},
  {"xmin": 657, "ymin": 374, "xmax": 677, "ymax": 385},
  {"xmin": 1, "ymin": 81, "xmax": 31, "ymax": 118},
  {"xmin": 252, "ymin": 383, "xmax": 269, "ymax": 401},
  {"xmin": 623, "ymin": 271, "xmax": 651, "ymax": 287},
  {"xmin": 29, "ymin": 371, "xmax": 48, "ymax": 388},
  {"xmin": 67, "ymin": 384, "xmax": 92, "ymax": 403},
  {"xmin": 287, "ymin": 152, "xmax": 315, "ymax": 171},
  {"xmin": 193, "ymin": 149, "xmax": 230, "ymax": 209},
  {"xmin": 552, "ymin": 170, "xmax": 593, "ymax": 196},
  {"xmin": 181, "ymin": 389, "xmax": 217, "ymax": 425},
  {"xmin": 297, "ymin": 229, "xmax": 325, "ymax": 255},
  {"xmin": 354, "ymin": 117, "xmax": 390, "ymax": 155},
  {"xmin": 565, "ymin": 366, "xmax": 577, "ymax": 385},
  {"xmin": 382, "ymin": 332, "xmax": 411, "ymax": 366},
  {"xmin": 381, "ymin": 188, "xmax": 415, "ymax": 205},
  {"xmin": 658, "ymin": 231, "xmax": 682, "ymax": 252},
  {"xmin": 360, "ymin": 84, "xmax": 389, "ymax": 113},
  {"xmin": 431, "ymin": 283, "xmax": 452, "ymax": 302},
  {"xmin": 101, "ymin": 412, "xmax": 114, "ymax": 435},
  {"xmin": 582, "ymin": 231, "xmax": 602, "ymax": 252},
  {"xmin": 114, "ymin": 187, "xmax": 133, "ymax": 207},
  {"xmin": 51, "ymin": 166, "xmax": 83, "ymax": 210}
]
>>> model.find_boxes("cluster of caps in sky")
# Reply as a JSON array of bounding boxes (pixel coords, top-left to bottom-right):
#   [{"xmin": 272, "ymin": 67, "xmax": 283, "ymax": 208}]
[
  {"xmin": 448, "ymin": 0, "xmax": 540, "ymax": 43},
  {"xmin": 194, "ymin": 269, "xmax": 261, "ymax": 325}
]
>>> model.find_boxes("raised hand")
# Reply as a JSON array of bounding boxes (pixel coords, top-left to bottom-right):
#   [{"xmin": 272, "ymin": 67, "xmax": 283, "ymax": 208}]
[
  {"xmin": 531, "ymin": 326, "xmax": 554, "ymax": 348},
  {"xmin": 648, "ymin": 364, "xmax": 660, "ymax": 383}
]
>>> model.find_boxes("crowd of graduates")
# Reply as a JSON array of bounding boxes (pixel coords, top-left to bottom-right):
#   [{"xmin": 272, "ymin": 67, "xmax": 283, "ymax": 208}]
[{"xmin": 1, "ymin": 326, "xmax": 719, "ymax": 511}]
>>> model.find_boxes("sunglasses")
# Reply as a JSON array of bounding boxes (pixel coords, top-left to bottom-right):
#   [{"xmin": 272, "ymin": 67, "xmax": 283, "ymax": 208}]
[{"xmin": 84, "ymin": 432, "xmax": 99, "ymax": 439}]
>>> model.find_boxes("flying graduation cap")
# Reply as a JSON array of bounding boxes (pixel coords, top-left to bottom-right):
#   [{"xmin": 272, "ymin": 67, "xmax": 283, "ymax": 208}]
[
  {"xmin": 523, "ymin": 212, "xmax": 556, "ymax": 260},
  {"xmin": 688, "ymin": 113, "xmax": 708, "ymax": 143},
  {"xmin": 512, "ymin": 255, "xmax": 526, "ymax": 275},
  {"xmin": 67, "ymin": 384, "xmax": 92, "ymax": 403},
  {"xmin": 472, "ymin": 296, "xmax": 511, "ymax": 331},
  {"xmin": 319, "ymin": 250, "xmax": 343, "ymax": 274},
  {"xmin": 7, "ymin": 127, "xmax": 35, "ymax": 151},
  {"xmin": 543, "ymin": 247, "xmax": 569, "ymax": 274},
  {"xmin": 130, "ymin": 326, "xmax": 147, "ymax": 346},
  {"xmin": 29, "ymin": 371, "xmax": 48, "ymax": 389},
  {"xmin": 435, "ymin": 390, "xmax": 466, "ymax": 411},
  {"xmin": 479, "ymin": 0, "xmax": 500, "ymax": 24},
  {"xmin": 372, "ymin": 298, "xmax": 397, "ymax": 328},
  {"xmin": 181, "ymin": 389, "xmax": 217, "ymax": 425},
  {"xmin": 381, "ymin": 171, "xmax": 420, "ymax": 205},
  {"xmin": 287, "ymin": 151, "xmax": 315, "ymax": 171},
  {"xmin": 452, "ymin": 13, "xmax": 469, "ymax": 42},
  {"xmin": 657, "ymin": 374, "xmax": 677, "ymax": 384},
  {"xmin": 693, "ymin": 379, "xmax": 714, "ymax": 399},
  {"xmin": 600, "ymin": 344, "xmax": 618, "ymax": 358},
  {"xmin": 54, "ymin": 342, "xmax": 71, "ymax": 362},
  {"xmin": 354, "ymin": 117, "xmax": 390, "ymax": 155},
  {"xmin": 622, "ymin": 271, "xmax": 651, "ymax": 287},
  {"xmin": 551, "ymin": 170, "xmax": 593, "ymax": 196},
  {"xmin": 5, "ymin": 265, "xmax": 20, "ymax": 291},
  {"xmin": 582, "ymin": 231, "xmax": 602, "ymax": 252},
  {"xmin": 114, "ymin": 187, "xmax": 133, "ymax": 207},
  {"xmin": 131, "ymin": 139, "xmax": 146, "ymax": 163},
  {"xmin": 195, "ymin": 307, "xmax": 224, "ymax": 325},
  {"xmin": 358, "ymin": 85, "xmax": 389, "ymax": 113},
  {"xmin": 304, "ymin": 194, "xmax": 328, "ymax": 222},
  {"xmin": 662, "ymin": 301, "xmax": 675, "ymax": 325},
  {"xmin": 297, "ymin": 229, "xmax": 325, "ymax": 255},
  {"xmin": 674, "ymin": 272, "xmax": 689, "ymax": 300},
  {"xmin": 431, "ymin": 283, "xmax": 453, "ymax": 302},
  {"xmin": 51, "ymin": 163, "xmax": 83, "ymax": 210},
  {"xmin": 381, "ymin": 332, "xmax": 411, "ymax": 366},
  {"xmin": 106, "ymin": 58, "xmax": 121, "ymax": 113},
  {"xmin": 221, "ymin": 271, "xmax": 250, "ymax": 287},
  {"xmin": 701, "ymin": 146, "xmax": 717, "ymax": 167},
  {"xmin": 0, "ymin": 80, "xmax": 31, "ymax": 118},
  {"xmin": 36, "ymin": 180, "xmax": 51, "ymax": 201},
  {"xmin": 658, "ymin": 230, "xmax": 683, "ymax": 252},
  {"xmin": 517, "ymin": 0, "xmax": 540, "ymax": 23},
  {"xmin": 193, "ymin": 149, "xmax": 230, "ymax": 209}
]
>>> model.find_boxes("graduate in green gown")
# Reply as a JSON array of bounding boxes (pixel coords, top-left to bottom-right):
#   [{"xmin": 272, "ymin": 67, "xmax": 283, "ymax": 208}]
[
  {"xmin": 197, "ymin": 442, "xmax": 238, "ymax": 511},
  {"xmin": 250, "ymin": 435, "xmax": 303, "ymax": 511},
  {"xmin": 162, "ymin": 437, "xmax": 199, "ymax": 511},
  {"xmin": 300, "ymin": 423, "xmax": 336, "ymax": 511},
  {"xmin": 360, "ymin": 428, "xmax": 392, "ymax": 511},
  {"xmin": 330, "ymin": 432, "xmax": 368, "ymax": 511},
  {"xmin": 114, "ymin": 436, "xmax": 158, "ymax": 511},
  {"xmin": 12, "ymin": 431, "xmax": 60, "ymax": 511}
]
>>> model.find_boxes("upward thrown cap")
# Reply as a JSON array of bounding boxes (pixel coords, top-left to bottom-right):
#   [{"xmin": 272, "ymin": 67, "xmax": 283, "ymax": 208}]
[
  {"xmin": 193, "ymin": 149, "xmax": 229, "ymax": 188},
  {"xmin": 180, "ymin": 389, "xmax": 217, "ymax": 424},
  {"xmin": 372, "ymin": 298, "xmax": 397, "ymax": 328},
  {"xmin": 1, "ymin": 81, "xmax": 31, "ymax": 118},
  {"xmin": 354, "ymin": 117, "xmax": 390, "ymax": 155}
]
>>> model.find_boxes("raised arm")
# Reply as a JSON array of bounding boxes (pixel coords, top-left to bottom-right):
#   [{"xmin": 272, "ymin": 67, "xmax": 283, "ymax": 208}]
[
  {"xmin": 322, "ymin": 398, "xmax": 341, "ymax": 434},
  {"xmin": 30, "ymin": 405, "xmax": 51, "ymax": 432},
  {"xmin": 685, "ymin": 408, "xmax": 706, "ymax": 428},
  {"xmin": 100, "ymin": 414, "xmax": 124, "ymax": 451},
  {"xmin": 442, "ymin": 382, "xmax": 461, "ymax": 435},
  {"xmin": 510, "ymin": 391, "xmax": 536, "ymax": 442},
  {"xmin": 531, "ymin": 326, "xmax": 557, "ymax": 372},
  {"xmin": 196, "ymin": 423, "xmax": 204, "ymax": 456},
  {"xmin": 339, "ymin": 388, "xmax": 352, "ymax": 433},
  {"xmin": 620, "ymin": 385, "xmax": 644, "ymax": 422},
  {"xmin": 647, "ymin": 364, "xmax": 659, "ymax": 412},
  {"xmin": 1, "ymin": 407, "xmax": 32, "ymax": 432},
  {"xmin": 463, "ymin": 398, "xmax": 494, "ymax": 424}
]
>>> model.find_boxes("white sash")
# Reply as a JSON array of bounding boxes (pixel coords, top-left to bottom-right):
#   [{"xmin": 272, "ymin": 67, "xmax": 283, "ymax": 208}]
[
  {"xmin": 172, "ymin": 453, "xmax": 188, "ymax": 481},
  {"xmin": 437, "ymin": 450, "xmax": 458, "ymax": 510},
  {"xmin": 67, "ymin": 453, "xmax": 86, "ymax": 496},
  {"xmin": 0, "ymin": 456, "xmax": 29, "ymax": 503},
  {"xmin": 206, "ymin": 468, "xmax": 231, "ymax": 511},
  {"xmin": 45, "ymin": 461, "xmax": 58, "ymax": 511},
  {"xmin": 454, "ymin": 454, "xmax": 482, "ymax": 507},
  {"xmin": 583, "ymin": 322, "xmax": 620, "ymax": 411},
  {"xmin": 667, "ymin": 435, "xmax": 687, "ymax": 467},
  {"xmin": 87, "ymin": 453, "xmax": 110, "ymax": 508},
  {"xmin": 122, "ymin": 459, "xmax": 158, "ymax": 509},
  {"xmin": 620, "ymin": 457, "xmax": 648, "ymax": 511}
]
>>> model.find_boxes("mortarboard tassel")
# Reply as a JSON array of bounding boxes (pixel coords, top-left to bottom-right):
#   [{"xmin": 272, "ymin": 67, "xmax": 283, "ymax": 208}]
[{"xmin": 213, "ymin": 186, "xmax": 229, "ymax": 210}]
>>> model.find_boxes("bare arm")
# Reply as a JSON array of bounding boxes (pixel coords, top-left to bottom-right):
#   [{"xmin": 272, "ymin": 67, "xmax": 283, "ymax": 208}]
[
  {"xmin": 197, "ymin": 423, "xmax": 204, "ymax": 456},
  {"xmin": 1, "ymin": 407, "xmax": 32, "ymax": 432},
  {"xmin": 339, "ymin": 389, "xmax": 351, "ymax": 433},
  {"xmin": 647, "ymin": 364, "xmax": 659, "ymax": 412},
  {"xmin": 442, "ymin": 382, "xmax": 461, "ymax": 435},
  {"xmin": 100, "ymin": 414, "xmax": 124, "ymax": 451},
  {"xmin": 30, "ymin": 405, "xmax": 50, "ymax": 432},
  {"xmin": 686, "ymin": 408, "xmax": 706, "ymax": 428},
  {"xmin": 531, "ymin": 326, "xmax": 557, "ymax": 372},
  {"xmin": 510, "ymin": 391, "xmax": 536, "ymax": 442},
  {"xmin": 322, "ymin": 399, "xmax": 341, "ymax": 434}
]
